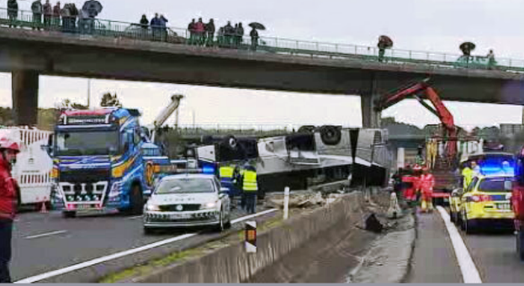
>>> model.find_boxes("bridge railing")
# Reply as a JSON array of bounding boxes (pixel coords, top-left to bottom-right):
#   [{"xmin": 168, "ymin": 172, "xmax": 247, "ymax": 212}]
[{"xmin": 1, "ymin": 7, "xmax": 524, "ymax": 73}]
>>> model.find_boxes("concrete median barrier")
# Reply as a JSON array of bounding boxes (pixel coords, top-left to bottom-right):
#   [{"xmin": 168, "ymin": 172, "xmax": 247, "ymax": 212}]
[{"xmin": 120, "ymin": 190, "xmax": 413, "ymax": 283}]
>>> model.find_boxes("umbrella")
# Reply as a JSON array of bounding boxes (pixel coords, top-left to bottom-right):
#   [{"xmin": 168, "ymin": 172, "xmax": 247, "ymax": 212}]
[
  {"xmin": 82, "ymin": 0, "xmax": 103, "ymax": 18},
  {"xmin": 378, "ymin": 35, "xmax": 393, "ymax": 49},
  {"xmin": 249, "ymin": 22, "xmax": 266, "ymax": 30},
  {"xmin": 459, "ymin": 42, "xmax": 475, "ymax": 56}
]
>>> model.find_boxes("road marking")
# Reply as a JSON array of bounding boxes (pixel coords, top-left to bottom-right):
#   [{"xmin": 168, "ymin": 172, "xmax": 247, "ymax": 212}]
[
  {"xmin": 436, "ymin": 206, "xmax": 482, "ymax": 283},
  {"xmin": 127, "ymin": 215, "xmax": 143, "ymax": 220},
  {"xmin": 25, "ymin": 230, "xmax": 68, "ymax": 240},
  {"xmin": 15, "ymin": 208, "xmax": 278, "ymax": 283}
]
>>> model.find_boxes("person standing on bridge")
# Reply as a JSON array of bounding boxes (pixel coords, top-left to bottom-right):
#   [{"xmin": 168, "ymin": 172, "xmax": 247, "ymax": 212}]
[
  {"xmin": 235, "ymin": 23, "xmax": 244, "ymax": 47},
  {"xmin": 158, "ymin": 14, "xmax": 168, "ymax": 42},
  {"xmin": 52, "ymin": 1, "xmax": 61, "ymax": 28},
  {"xmin": 487, "ymin": 49, "xmax": 496, "ymax": 70},
  {"xmin": 7, "ymin": 0, "xmax": 18, "ymax": 28},
  {"xmin": 43, "ymin": 0, "xmax": 52, "ymax": 29},
  {"xmin": 0, "ymin": 138, "xmax": 20, "ymax": 283},
  {"xmin": 150, "ymin": 13, "xmax": 161, "ymax": 41},
  {"xmin": 139, "ymin": 14, "xmax": 148, "ymax": 31},
  {"xmin": 194, "ymin": 18, "xmax": 205, "ymax": 46},
  {"xmin": 31, "ymin": 0, "xmax": 43, "ymax": 31},
  {"xmin": 205, "ymin": 18, "xmax": 215, "ymax": 46},
  {"xmin": 187, "ymin": 19, "xmax": 196, "ymax": 45},
  {"xmin": 250, "ymin": 27, "xmax": 259, "ymax": 51}
]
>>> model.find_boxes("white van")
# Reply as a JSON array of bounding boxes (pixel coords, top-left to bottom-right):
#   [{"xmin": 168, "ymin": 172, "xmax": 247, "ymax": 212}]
[{"xmin": 0, "ymin": 127, "xmax": 53, "ymax": 209}]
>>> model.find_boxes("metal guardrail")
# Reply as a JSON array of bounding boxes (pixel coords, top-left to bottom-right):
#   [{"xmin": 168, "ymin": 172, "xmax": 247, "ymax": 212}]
[{"xmin": 1, "ymin": 7, "xmax": 524, "ymax": 73}]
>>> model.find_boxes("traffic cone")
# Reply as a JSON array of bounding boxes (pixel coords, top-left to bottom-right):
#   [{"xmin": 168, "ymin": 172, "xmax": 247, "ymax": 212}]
[
  {"xmin": 40, "ymin": 201, "xmax": 48, "ymax": 213},
  {"xmin": 387, "ymin": 192, "xmax": 402, "ymax": 219}
]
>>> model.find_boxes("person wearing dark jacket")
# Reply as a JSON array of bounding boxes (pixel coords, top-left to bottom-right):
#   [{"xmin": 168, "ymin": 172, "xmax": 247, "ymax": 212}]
[
  {"xmin": 150, "ymin": 13, "xmax": 160, "ymax": 40},
  {"xmin": 7, "ymin": 0, "xmax": 18, "ymax": 28},
  {"xmin": 158, "ymin": 14, "xmax": 168, "ymax": 42},
  {"xmin": 43, "ymin": 0, "xmax": 52, "ymax": 28},
  {"xmin": 224, "ymin": 21, "xmax": 234, "ymax": 47},
  {"xmin": 234, "ymin": 22, "xmax": 244, "ymax": 47},
  {"xmin": 52, "ymin": 1, "xmax": 60, "ymax": 28},
  {"xmin": 250, "ymin": 27, "xmax": 259, "ymax": 51},
  {"xmin": 205, "ymin": 18, "xmax": 215, "ymax": 46},
  {"xmin": 0, "ymin": 138, "xmax": 20, "ymax": 283},
  {"xmin": 31, "ymin": 0, "xmax": 43, "ymax": 30},
  {"xmin": 139, "ymin": 15, "xmax": 148, "ymax": 30},
  {"xmin": 187, "ymin": 19, "xmax": 196, "ymax": 45}
]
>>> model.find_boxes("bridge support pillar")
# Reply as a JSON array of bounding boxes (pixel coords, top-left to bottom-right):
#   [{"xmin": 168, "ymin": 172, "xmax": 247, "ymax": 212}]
[
  {"xmin": 361, "ymin": 93, "xmax": 381, "ymax": 129},
  {"xmin": 12, "ymin": 70, "xmax": 39, "ymax": 126},
  {"xmin": 361, "ymin": 73, "xmax": 382, "ymax": 129}
]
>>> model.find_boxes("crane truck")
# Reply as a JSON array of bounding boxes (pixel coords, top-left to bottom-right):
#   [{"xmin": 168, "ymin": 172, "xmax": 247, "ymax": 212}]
[{"xmin": 374, "ymin": 78, "xmax": 471, "ymax": 202}]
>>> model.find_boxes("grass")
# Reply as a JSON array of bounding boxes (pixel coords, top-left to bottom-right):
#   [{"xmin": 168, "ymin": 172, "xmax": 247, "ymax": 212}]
[{"xmin": 99, "ymin": 214, "xmax": 285, "ymax": 283}]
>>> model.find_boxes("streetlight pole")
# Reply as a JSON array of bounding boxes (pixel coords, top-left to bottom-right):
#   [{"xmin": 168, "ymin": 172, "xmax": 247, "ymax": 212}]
[{"xmin": 87, "ymin": 79, "xmax": 91, "ymax": 108}]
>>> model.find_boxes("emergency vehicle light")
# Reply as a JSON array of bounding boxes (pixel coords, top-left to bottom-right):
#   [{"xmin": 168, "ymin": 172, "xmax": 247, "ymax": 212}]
[{"xmin": 202, "ymin": 166, "xmax": 216, "ymax": 174}]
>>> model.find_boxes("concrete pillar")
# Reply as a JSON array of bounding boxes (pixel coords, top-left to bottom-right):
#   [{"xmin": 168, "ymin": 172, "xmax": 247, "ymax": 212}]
[
  {"xmin": 12, "ymin": 71, "xmax": 39, "ymax": 126},
  {"xmin": 361, "ymin": 94, "xmax": 381, "ymax": 128},
  {"xmin": 361, "ymin": 73, "xmax": 381, "ymax": 129}
]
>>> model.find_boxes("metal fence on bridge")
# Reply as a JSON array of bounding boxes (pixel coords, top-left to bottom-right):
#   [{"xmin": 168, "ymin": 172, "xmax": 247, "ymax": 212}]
[{"xmin": 2, "ymin": 7, "xmax": 524, "ymax": 73}]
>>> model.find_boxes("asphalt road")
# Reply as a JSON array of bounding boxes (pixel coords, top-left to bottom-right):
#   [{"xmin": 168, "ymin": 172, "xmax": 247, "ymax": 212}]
[
  {"xmin": 406, "ymin": 208, "xmax": 524, "ymax": 283},
  {"xmin": 11, "ymin": 205, "xmax": 270, "ymax": 282}
]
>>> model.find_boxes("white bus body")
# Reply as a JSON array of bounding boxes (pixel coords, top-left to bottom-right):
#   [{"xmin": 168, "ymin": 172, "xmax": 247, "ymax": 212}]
[{"xmin": 0, "ymin": 127, "xmax": 53, "ymax": 207}]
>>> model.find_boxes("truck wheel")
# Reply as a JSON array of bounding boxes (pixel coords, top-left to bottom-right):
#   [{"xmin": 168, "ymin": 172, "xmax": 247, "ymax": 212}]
[
  {"xmin": 129, "ymin": 184, "xmax": 144, "ymax": 215},
  {"xmin": 62, "ymin": 211, "xmax": 76, "ymax": 218}
]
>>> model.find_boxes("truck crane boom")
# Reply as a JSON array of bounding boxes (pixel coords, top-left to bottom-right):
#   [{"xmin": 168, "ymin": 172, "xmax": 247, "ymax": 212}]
[
  {"xmin": 150, "ymin": 94, "xmax": 184, "ymax": 143},
  {"xmin": 374, "ymin": 78, "xmax": 458, "ymax": 159}
]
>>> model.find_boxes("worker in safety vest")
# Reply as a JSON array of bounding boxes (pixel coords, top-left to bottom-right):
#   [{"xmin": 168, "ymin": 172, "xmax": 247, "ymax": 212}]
[
  {"xmin": 462, "ymin": 162, "xmax": 475, "ymax": 190},
  {"xmin": 0, "ymin": 138, "xmax": 20, "ymax": 283},
  {"xmin": 241, "ymin": 164, "xmax": 258, "ymax": 214},
  {"xmin": 412, "ymin": 164, "xmax": 423, "ymax": 203},
  {"xmin": 419, "ymin": 167, "xmax": 435, "ymax": 213},
  {"xmin": 401, "ymin": 164, "xmax": 416, "ymax": 207},
  {"xmin": 219, "ymin": 164, "xmax": 235, "ymax": 197}
]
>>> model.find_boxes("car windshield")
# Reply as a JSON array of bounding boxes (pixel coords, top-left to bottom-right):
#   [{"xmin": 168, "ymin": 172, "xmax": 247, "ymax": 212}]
[
  {"xmin": 155, "ymin": 178, "xmax": 215, "ymax": 194},
  {"xmin": 478, "ymin": 177, "xmax": 514, "ymax": 193},
  {"xmin": 55, "ymin": 130, "xmax": 119, "ymax": 156}
]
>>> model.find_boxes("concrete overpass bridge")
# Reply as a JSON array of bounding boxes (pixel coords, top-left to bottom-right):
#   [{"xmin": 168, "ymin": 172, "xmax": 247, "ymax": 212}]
[{"xmin": 1, "ymin": 8, "xmax": 524, "ymax": 127}]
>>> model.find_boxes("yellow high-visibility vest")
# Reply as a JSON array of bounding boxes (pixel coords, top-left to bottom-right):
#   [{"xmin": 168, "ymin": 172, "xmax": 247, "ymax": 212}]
[
  {"xmin": 462, "ymin": 167, "xmax": 473, "ymax": 189},
  {"xmin": 219, "ymin": 166, "xmax": 234, "ymax": 179},
  {"xmin": 243, "ymin": 170, "xmax": 258, "ymax": 192}
]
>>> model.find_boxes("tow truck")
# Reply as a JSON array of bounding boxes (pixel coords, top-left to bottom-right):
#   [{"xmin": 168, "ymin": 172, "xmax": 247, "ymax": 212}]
[
  {"xmin": 49, "ymin": 95, "xmax": 183, "ymax": 218},
  {"xmin": 374, "ymin": 78, "xmax": 460, "ymax": 201}
]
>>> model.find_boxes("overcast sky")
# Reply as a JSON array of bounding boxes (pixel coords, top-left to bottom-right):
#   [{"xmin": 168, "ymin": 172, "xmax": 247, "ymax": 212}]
[{"xmin": 1, "ymin": 0, "xmax": 523, "ymax": 130}]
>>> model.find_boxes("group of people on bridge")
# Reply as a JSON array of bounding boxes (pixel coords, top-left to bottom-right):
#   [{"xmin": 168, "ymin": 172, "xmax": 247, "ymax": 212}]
[{"xmin": 7, "ymin": 0, "xmax": 103, "ymax": 34}]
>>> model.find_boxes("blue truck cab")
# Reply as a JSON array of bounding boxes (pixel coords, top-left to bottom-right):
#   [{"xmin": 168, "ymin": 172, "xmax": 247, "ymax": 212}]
[{"xmin": 49, "ymin": 107, "xmax": 164, "ymax": 217}]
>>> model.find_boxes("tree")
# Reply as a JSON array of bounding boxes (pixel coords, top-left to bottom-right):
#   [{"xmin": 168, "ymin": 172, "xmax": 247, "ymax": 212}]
[{"xmin": 100, "ymin": 93, "xmax": 122, "ymax": 107}]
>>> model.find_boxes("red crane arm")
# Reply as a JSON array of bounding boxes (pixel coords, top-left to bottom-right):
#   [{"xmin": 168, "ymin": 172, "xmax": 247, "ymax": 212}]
[{"xmin": 373, "ymin": 78, "xmax": 458, "ymax": 159}]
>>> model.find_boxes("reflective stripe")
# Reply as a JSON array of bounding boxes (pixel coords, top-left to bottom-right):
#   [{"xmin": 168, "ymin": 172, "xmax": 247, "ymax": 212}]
[{"xmin": 243, "ymin": 171, "xmax": 258, "ymax": 192}]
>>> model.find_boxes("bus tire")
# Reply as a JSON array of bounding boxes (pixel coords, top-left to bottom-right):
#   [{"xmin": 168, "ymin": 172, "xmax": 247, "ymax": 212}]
[{"xmin": 129, "ymin": 183, "xmax": 144, "ymax": 215}]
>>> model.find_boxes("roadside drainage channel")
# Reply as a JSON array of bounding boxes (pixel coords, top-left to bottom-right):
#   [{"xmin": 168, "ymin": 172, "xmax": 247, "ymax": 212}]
[{"xmin": 116, "ymin": 190, "xmax": 415, "ymax": 283}]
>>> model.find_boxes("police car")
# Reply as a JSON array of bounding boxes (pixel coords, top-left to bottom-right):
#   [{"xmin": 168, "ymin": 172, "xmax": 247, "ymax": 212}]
[
  {"xmin": 143, "ymin": 168, "xmax": 232, "ymax": 234},
  {"xmin": 458, "ymin": 174, "xmax": 515, "ymax": 234}
]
